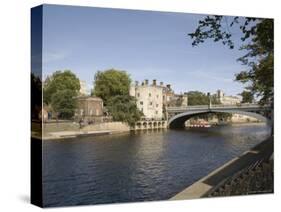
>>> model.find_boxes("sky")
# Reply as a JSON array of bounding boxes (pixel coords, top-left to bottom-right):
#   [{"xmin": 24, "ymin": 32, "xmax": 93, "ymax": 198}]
[{"xmin": 42, "ymin": 4, "xmax": 249, "ymax": 96}]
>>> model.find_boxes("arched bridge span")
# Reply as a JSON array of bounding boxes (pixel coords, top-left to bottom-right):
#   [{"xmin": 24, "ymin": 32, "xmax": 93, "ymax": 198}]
[{"xmin": 167, "ymin": 104, "xmax": 271, "ymax": 129}]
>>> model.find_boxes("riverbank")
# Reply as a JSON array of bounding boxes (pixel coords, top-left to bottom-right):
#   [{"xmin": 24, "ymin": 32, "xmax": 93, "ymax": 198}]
[
  {"xmin": 34, "ymin": 121, "xmax": 131, "ymax": 140},
  {"xmin": 170, "ymin": 136, "xmax": 273, "ymax": 200},
  {"xmin": 35, "ymin": 120, "xmax": 168, "ymax": 140},
  {"xmin": 34, "ymin": 121, "xmax": 267, "ymax": 140}
]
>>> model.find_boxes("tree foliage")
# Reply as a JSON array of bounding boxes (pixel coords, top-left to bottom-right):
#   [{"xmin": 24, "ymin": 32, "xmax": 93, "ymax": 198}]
[
  {"xmin": 92, "ymin": 69, "xmax": 131, "ymax": 105},
  {"xmin": 187, "ymin": 91, "xmax": 231, "ymax": 120},
  {"xmin": 43, "ymin": 70, "xmax": 80, "ymax": 105},
  {"xmin": 106, "ymin": 95, "xmax": 143, "ymax": 127},
  {"xmin": 92, "ymin": 69, "xmax": 142, "ymax": 125},
  {"xmin": 240, "ymin": 90, "xmax": 254, "ymax": 103},
  {"xmin": 189, "ymin": 16, "xmax": 273, "ymax": 105},
  {"xmin": 43, "ymin": 70, "xmax": 80, "ymax": 119},
  {"xmin": 51, "ymin": 89, "xmax": 77, "ymax": 119},
  {"xmin": 187, "ymin": 91, "xmax": 220, "ymax": 105}
]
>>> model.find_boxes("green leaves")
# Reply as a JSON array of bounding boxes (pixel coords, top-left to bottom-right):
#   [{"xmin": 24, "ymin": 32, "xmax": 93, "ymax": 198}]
[
  {"xmin": 188, "ymin": 16, "xmax": 273, "ymax": 105},
  {"xmin": 188, "ymin": 15, "xmax": 235, "ymax": 49},
  {"xmin": 51, "ymin": 89, "xmax": 77, "ymax": 119},
  {"xmin": 92, "ymin": 69, "xmax": 141, "ymax": 126},
  {"xmin": 239, "ymin": 90, "xmax": 254, "ymax": 103},
  {"xmin": 43, "ymin": 70, "xmax": 80, "ymax": 105},
  {"xmin": 187, "ymin": 91, "xmax": 220, "ymax": 105},
  {"xmin": 92, "ymin": 69, "xmax": 131, "ymax": 105},
  {"xmin": 106, "ymin": 95, "xmax": 143, "ymax": 127},
  {"xmin": 43, "ymin": 70, "xmax": 80, "ymax": 119}
]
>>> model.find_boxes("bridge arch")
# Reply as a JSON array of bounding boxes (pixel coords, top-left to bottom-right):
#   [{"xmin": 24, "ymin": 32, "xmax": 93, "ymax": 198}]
[{"xmin": 168, "ymin": 109, "xmax": 269, "ymax": 129}]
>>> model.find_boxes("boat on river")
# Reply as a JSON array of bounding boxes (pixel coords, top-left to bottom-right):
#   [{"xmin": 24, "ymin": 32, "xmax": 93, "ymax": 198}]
[{"xmin": 186, "ymin": 119, "xmax": 211, "ymax": 128}]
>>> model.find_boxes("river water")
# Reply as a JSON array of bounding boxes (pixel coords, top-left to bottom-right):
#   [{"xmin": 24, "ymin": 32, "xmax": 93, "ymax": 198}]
[{"xmin": 42, "ymin": 123, "xmax": 271, "ymax": 207}]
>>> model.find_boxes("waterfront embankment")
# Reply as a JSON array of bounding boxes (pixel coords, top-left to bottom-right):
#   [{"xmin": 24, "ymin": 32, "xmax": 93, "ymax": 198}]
[
  {"xmin": 33, "ymin": 120, "xmax": 168, "ymax": 140},
  {"xmin": 170, "ymin": 136, "xmax": 273, "ymax": 200},
  {"xmin": 41, "ymin": 121, "xmax": 131, "ymax": 140}
]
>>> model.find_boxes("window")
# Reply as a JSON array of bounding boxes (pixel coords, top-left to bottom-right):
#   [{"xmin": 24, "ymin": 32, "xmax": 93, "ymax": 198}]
[
  {"xmin": 156, "ymin": 95, "xmax": 159, "ymax": 98},
  {"xmin": 140, "ymin": 101, "xmax": 143, "ymax": 105},
  {"xmin": 150, "ymin": 102, "xmax": 153, "ymax": 105},
  {"xmin": 155, "ymin": 111, "xmax": 158, "ymax": 114},
  {"xmin": 149, "ymin": 93, "xmax": 151, "ymax": 97},
  {"xmin": 137, "ymin": 93, "xmax": 140, "ymax": 97},
  {"xmin": 156, "ymin": 104, "xmax": 159, "ymax": 107}
]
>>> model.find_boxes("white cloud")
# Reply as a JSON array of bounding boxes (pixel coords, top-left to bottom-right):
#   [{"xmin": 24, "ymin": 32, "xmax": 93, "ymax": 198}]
[{"xmin": 43, "ymin": 50, "xmax": 69, "ymax": 64}]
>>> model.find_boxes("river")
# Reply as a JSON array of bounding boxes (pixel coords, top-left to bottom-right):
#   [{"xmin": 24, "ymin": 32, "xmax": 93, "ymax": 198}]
[{"xmin": 42, "ymin": 123, "xmax": 271, "ymax": 207}]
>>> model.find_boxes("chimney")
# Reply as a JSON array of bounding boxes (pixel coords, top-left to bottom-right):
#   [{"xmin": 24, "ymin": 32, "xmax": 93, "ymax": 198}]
[
  {"xmin": 135, "ymin": 81, "xmax": 139, "ymax": 86},
  {"xmin": 167, "ymin": 84, "xmax": 171, "ymax": 89},
  {"xmin": 160, "ymin": 82, "xmax": 164, "ymax": 86},
  {"xmin": 145, "ymin": 79, "xmax": 149, "ymax": 85},
  {"xmin": 153, "ymin": 79, "xmax": 157, "ymax": 86}
]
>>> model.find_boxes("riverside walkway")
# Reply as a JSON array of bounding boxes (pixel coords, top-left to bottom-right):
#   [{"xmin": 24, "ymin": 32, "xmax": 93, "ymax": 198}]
[{"xmin": 170, "ymin": 136, "xmax": 273, "ymax": 200}]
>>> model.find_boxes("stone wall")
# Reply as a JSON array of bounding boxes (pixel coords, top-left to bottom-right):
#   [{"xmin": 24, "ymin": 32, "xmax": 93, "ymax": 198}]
[
  {"xmin": 82, "ymin": 122, "xmax": 131, "ymax": 132},
  {"xmin": 43, "ymin": 120, "xmax": 167, "ymax": 136},
  {"xmin": 43, "ymin": 121, "xmax": 80, "ymax": 134}
]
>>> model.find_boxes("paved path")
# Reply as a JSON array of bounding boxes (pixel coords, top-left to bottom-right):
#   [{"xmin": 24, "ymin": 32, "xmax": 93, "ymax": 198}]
[{"xmin": 43, "ymin": 130, "xmax": 112, "ymax": 140}]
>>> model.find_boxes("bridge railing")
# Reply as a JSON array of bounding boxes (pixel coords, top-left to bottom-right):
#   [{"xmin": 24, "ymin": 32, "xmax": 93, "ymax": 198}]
[{"xmin": 167, "ymin": 104, "xmax": 267, "ymax": 111}]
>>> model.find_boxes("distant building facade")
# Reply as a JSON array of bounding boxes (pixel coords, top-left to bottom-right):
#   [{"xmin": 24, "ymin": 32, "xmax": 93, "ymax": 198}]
[
  {"xmin": 162, "ymin": 84, "xmax": 175, "ymax": 107},
  {"xmin": 75, "ymin": 96, "xmax": 104, "ymax": 123},
  {"xmin": 79, "ymin": 80, "xmax": 88, "ymax": 96},
  {"xmin": 130, "ymin": 80, "xmax": 189, "ymax": 120},
  {"xmin": 216, "ymin": 89, "xmax": 242, "ymax": 105},
  {"xmin": 130, "ymin": 79, "xmax": 163, "ymax": 120}
]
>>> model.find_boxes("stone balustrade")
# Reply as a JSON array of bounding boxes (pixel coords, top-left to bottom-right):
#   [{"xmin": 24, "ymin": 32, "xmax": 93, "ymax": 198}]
[{"xmin": 134, "ymin": 120, "xmax": 167, "ymax": 130}]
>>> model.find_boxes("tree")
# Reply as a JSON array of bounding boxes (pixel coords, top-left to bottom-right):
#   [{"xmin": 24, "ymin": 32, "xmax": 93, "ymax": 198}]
[
  {"xmin": 51, "ymin": 89, "xmax": 77, "ymax": 119},
  {"xmin": 106, "ymin": 95, "xmax": 143, "ymax": 127},
  {"xmin": 43, "ymin": 70, "xmax": 80, "ymax": 105},
  {"xmin": 92, "ymin": 69, "xmax": 142, "ymax": 125},
  {"xmin": 92, "ymin": 69, "xmax": 131, "ymax": 105},
  {"xmin": 187, "ymin": 91, "xmax": 231, "ymax": 121},
  {"xmin": 31, "ymin": 73, "xmax": 42, "ymax": 120},
  {"xmin": 187, "ymin": 91, "xmax": 209, "ymax": 105},
  {"xmin": 240, "ymin": 90, "xmax": 254, "ymax": 103},
  {"xmin": 188, "ymin": 16, "xmax": 273, "ymax": 105},
  {"xmin": 43, "ymin": 70, "xmax": 80, "ymax": 119},
  {"xmin": 187, "ymin": 91, "xmax": 220, "ymax": 105}
]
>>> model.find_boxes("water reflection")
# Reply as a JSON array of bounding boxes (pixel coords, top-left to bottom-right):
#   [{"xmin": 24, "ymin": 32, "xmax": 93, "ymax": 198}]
[{"xmin": 42, "ymin": 123, "xmax": 271, "ymax": 207}]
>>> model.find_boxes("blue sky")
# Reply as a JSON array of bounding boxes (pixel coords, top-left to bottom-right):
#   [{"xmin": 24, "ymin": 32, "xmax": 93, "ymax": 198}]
[{"xmin": 42, "ymin": 4, "xmax": 248, "ymax": 96}]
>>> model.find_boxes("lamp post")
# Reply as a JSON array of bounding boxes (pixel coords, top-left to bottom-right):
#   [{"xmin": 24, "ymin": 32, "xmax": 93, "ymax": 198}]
[{"xmin": 207, "ymin": 92, "xmax": 212, "ymax": 109}]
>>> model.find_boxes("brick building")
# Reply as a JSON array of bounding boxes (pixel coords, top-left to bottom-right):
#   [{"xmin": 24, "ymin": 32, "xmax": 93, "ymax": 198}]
[{"xmin": 75, "ymin": 96, "xmax": 104, "ymax": 123}]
